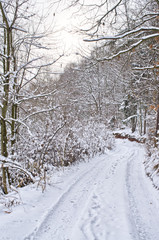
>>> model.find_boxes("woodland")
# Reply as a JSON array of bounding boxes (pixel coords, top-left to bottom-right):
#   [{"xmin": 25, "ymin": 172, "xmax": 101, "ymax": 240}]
[{"xmin": 0, "ymin": 0, "xmax": 159, "ymax": 197}]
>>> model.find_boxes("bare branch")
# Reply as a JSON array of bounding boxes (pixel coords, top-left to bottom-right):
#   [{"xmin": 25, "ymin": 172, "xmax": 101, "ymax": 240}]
[
  {"xmin": 132, "ymin": 65, "xmax": 159, "ymax": 70},
  {"xmin": 0, "ymin": 156, "xmax": 35, "ymax": 182},
  {"xmin": 0, "ymin": 2, "xmax": 9, "ymax": 29},
  {"xmin": 84, "ymin": 27, "xmax": 159, "ymax": 42}
]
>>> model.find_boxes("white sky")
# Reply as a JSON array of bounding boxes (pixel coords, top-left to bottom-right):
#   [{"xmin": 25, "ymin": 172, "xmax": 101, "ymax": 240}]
[
  {"xmin": 36, "ymin": 0, "xmax": 93, "ymax": 68},
  {"xmin": 36, "ymin": 0, "xmax": 122, "ymax": 71}
]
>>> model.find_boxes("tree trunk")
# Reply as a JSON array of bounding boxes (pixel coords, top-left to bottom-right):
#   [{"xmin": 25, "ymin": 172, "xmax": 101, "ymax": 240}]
[
  {"xmin": 155, "ymin": 92, "xmax": 159, "ymax": 137},
  {"xmin": 139, "ymin": 103, "xmax": 143, "ymax": 135},
  {"xmin": 143, "ymin": 106, "xmax": 147, "ymax": 135},
  {"xmin": 0, "ymin": 3, "xmax": 11, "ymax": 194},
  {"xmin": 11, "ymin": 40, "xmax": 18, "ymax": 155},
  {"xmin": 2, "ymin": 166, "xmax": 8, "ymax": 194},
  {"xmin": 131, "ymin": 117, "xmax": 136, "ymax": 133},
  {"xmin": 11, "ymin": 103, "xmax": 18, "ymax": 154}
]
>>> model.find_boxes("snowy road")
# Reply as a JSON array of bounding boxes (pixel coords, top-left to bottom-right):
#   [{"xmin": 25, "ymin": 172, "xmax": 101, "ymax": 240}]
[
  {"xmin": 1, "ymin": 140, "xmax": 159, "ymax": 240},
  {"xmin": 23, "ymin": 140, "xmax": 159, "ymax": 240}
]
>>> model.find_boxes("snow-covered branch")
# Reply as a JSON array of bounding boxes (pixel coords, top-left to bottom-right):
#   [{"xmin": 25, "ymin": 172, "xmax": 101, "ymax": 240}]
[
  {"xmin": 133, "ymin": 65, "xmax": 159, "ymax": 70},
  {"xmin": 21, "ymin": 105, "xmax": 67, "ymax": 122},
  {"xmin": 0, "ymin": 156, "xmax": 35, "ymax": 183},
  {"xmin": 16, "ymin": 89, "xmax": 58, "ymax": 104},
  {"xmin": 84, "ymin": 28, "xmax": 159, "ymax": 42},
  {"xmin": 96, "ymin": 33, "xmax": 159, "ymax": 61},
  {"xmin": 97, "ymin": 40, "xmax": 142, "ymax": 61},
  {"xmin": 122, "ymin": 115, "xmax": 138, "ymax": 123}
]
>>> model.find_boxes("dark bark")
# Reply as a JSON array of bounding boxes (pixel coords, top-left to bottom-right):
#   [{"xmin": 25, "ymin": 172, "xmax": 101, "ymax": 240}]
[{"xmin": 155, "ymin": 92, "xmax": 159, "ymax": 137}]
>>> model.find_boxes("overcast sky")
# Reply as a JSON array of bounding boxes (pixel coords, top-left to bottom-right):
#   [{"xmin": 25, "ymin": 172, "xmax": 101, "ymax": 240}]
[{"xmin": 36, "ymin": 0, "xmax": 96, "ymax": 69}]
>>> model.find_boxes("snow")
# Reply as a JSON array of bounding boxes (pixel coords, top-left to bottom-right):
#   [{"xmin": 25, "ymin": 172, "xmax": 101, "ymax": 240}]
[
  {"xmin": 84, "ymin": 27, "xmax": 159, "ymax": 42},
  {"xmin": 0, "ymin": 139, "xmax": 159, "ymax": 240}
]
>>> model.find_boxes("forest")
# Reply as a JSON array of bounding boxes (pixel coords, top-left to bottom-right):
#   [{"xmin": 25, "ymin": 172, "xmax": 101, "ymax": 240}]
[{"xmin": 0, "ymin": 0, "xmax": 159, "ymax": 199}]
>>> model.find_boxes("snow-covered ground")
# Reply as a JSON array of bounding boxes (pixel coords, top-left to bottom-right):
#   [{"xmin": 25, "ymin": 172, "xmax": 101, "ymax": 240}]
[{"xmin": 0, "ymin": 139, "xmax": 159, "ymax": 240}]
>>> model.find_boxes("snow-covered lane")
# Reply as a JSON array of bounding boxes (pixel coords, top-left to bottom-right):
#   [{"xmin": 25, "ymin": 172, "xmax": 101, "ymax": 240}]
[
  {"xmin": 73, "ymin": 143, "xmax": 134, "ymax": 240},
  {"xmin": 1, "ymin": 140, "xmax": 159, "ymax": 240},
  {"xmin": 23, "ymin": 139, "xmax": 159, "ymax": 240},
  {"xmin": 126, "ymin": 144, "xmax": 159, "ymax": 240},
  {"xmin": 24, "ymin": 149, "xmax": 123, "ymax": 240}
]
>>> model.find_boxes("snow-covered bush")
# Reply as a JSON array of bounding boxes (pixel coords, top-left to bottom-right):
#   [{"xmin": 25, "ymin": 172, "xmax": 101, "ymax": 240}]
[
  {"xmin": 145, "ymin": 133, "xmax": 159, "ymax": 189},
  {"xmin": 53, "ymin": 120, "xmax": 115, "ymax": 166},
  {"xmin": 144, "ymin": 150, "xmax": 159, "ymax": 189},
  {"xmin": 11, "ymin": 119, "xmax": 114, "ymax": 186}
]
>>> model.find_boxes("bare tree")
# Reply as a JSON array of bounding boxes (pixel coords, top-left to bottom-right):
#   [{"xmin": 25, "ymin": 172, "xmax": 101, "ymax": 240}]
[
  {"xmin": 69, "ymin": 0, "xmax": 159, "ymax": 134},
  {"xmin": 0, "ymin": 0, "xmax": 61, "ymax": 194}
]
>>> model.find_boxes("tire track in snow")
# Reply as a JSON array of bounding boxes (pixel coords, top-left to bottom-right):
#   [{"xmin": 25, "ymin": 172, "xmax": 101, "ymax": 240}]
[
  {"xmin": 78, "ymin": 147, "xmax": 134, "ymax": 240},
  {"xmin": 24, "ymin": 147, "xmax": 127, "ymax": 240},
  {"xmin": 24, "ymin": 141, "xmax": 159, "ymax": 240},
  {"xmin": 126, "ymin": 151, "xmax": 150, "ymax": 240},
  {"xmin": 126, "ymin": 146, "xmax": 159, "ymax": 240},
  {"xmin": 23, "ymin": 155, "xmax": 111, "ymax": 240},
  {"xmin": 80, "ymin": 194, "xmax": 105, "ymax": 240}
]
